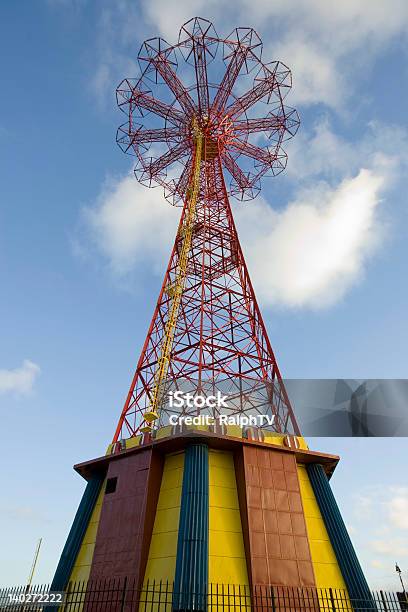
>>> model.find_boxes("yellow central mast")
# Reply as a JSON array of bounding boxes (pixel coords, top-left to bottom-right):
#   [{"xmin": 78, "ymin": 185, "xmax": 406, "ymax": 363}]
[{"xmin": 141, "ymin": 119, "xmax": 203, "ymax": 432}]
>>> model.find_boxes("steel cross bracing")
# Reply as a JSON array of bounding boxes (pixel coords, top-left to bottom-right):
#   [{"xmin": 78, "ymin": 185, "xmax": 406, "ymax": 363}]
[{"xmin": 113, "ymin": 18, "xmax": 300, "ymax": 441}]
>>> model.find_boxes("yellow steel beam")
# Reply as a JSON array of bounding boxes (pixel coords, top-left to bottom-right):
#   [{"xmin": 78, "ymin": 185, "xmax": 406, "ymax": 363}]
[{"xmin": 143, "ymin": 119, "xmax": 203, "ymax": 427}]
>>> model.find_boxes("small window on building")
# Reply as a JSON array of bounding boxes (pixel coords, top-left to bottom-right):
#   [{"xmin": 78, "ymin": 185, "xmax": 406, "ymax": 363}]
[{"xmin": 105, "ymin": 477, "xmax": 117, "ymax": 494}]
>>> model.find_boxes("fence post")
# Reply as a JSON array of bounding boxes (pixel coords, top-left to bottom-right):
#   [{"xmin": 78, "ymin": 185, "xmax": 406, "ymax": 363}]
[
  {"xmin": 329, "ymin": 588, "xmax": 337, "ymax": 612},
  {"xmin": 120, "ymin": 576, "xmax": 127, "ymax": 612},
  {"xmin": 379, "ymin": 590, "xmax": 388, "ymax": 612},
  {"xmin": 270, "ymin": 586, "xmax": 276, "ymax": 612}
]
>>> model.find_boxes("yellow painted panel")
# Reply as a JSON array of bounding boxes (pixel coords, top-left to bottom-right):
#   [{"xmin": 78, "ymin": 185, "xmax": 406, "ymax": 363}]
[
  {"xmin": 160, "ymin": 466, "xmax": 183, "ymax": 490},
  {"xmin": 184, "ymin": 424, "xmax": 209, "ymax": 433},
  {"xmin": 163, "ymin": 452, "xmax": 184, "ymax": 470},
  {"xmin": 210, "ymin": 466, "xmax": 237, "ymax": 487},
  {"xmin": 209, "ymin": 485, "xmax": 239, "ymax": 509},
  {"xmin": 143, "ymin": 556, "xmax": 177, "ymax": 583},
  {"xmin": 89, "ymin": 501, "xmax": 102, "ymax": 524},
  {"xmin": 209, "ymin": 451, "xmax": 235, "ymax": 469},
  {"xmin": 153, "ymin": 507, "xmax": 181, "ymax": 533},
  {"xmin": 157, "ymin": 486, "xmax": 182, "ymax": 510},
  {"xmin": 209, "ymin": 556, "xmax": 249, "ymax": 585},
  {"xmin": 226, "ymin": 425, "xmax": 242, "ymax": 438},
  {"xmin": 125, "ymin": 436, "xmax": 142, "ymax": 449},
  {"xmin": 209, "ymin": 450, "xmax": 249, "ymax": 590},
  {"xmin": 263, "ymin": 434, "xmax": 309, "ymax": 450},
  {"xmin": 298, "ymin": 437, "xmax": 309, "ymax": 450},
  {"xmin": 155, "ymin": 425, "xmax": 172, "ymax": 440},
  {"xmin": 209, "ymin": 531, "xmax": 247, "ymax": 558},
  {"xmin": 305, "ymin": 499, "xmax": 323, "ymax": 519},
  {"xmin": 263, "ymin": 433, "xmax": 285, "ymax": 446},
  {"xmin": 210, "ymin": 507, "xmax": 243, "ymax": 533},
  {"xmin": 68, "ymin": 565, "xmax": 90, "ymax": 583},
  {"xmin": 298, "ymin": 465, "xmax": 348, "ymax": 591},
  {"xmin": 82, "ymin": 521, "xmax": 99, "ymax": 545},
  {"xmin": 307, "ymin": 516, "xmax": 331, "ymax": 540},
  {"xmin": 310, "ymin": 540, "xmax": 339, "ymax": 564},
  {"xmin": 142, "ymin": 452, "xmax": 184, "ymax": 584},
  {"xmin": 314, "ymin": 562, "xmax": 348, "ymax": 587},
  {"xmin": 73, "ymin": 543, "xmax": 95, "ymax": 567},
  {"xmin": 148, "ymin": 533, "xmax": 178, "ymax": 559}
]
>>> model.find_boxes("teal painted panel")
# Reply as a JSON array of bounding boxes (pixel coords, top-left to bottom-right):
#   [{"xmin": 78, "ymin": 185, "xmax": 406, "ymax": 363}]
[
  {"xmin": 174, "ymin": 443, "xmax": 209, "ymax": 611},
  {"xmin": 51, "ymin": 475, "xmax": 104, "ymax": 591},
  {"xmin": 307, "ymin": 464, "xmax": 374, "ymax": 604}
]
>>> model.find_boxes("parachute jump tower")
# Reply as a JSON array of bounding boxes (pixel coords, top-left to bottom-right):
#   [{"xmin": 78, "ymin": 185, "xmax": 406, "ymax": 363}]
[{"xmin": 53, "ymin": 17, "xmax": 371, "ymax": 606}]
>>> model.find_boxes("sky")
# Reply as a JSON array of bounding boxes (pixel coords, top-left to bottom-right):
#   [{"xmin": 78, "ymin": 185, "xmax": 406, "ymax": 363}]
[{"xmin": 0, "ymin": 0, "xmax": 407, "ymax": 592}]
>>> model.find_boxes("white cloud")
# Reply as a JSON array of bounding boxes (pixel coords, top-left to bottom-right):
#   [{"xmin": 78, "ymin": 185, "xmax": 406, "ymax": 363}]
[
  {"xmin": 0, "ymin": 504, "xmax": 48, "ymax": 523},
  {"xmin": 235, "ymin": 167, "xmax": 386, "ymax": 309},
  {"xmin": 78, "ymin": 0, "xmax": 408, "ymax": 109},
  {"xmin": 83, "ymin": 163, "xmax": 388, "ymax": 309},
  {"xmin": 0, "ymin": 360, "xmax": 41, "ymax": 396},
  {"xmin": 83, "ymin": 173, "xmax": 179, "ymax": 276},
  {"xmin": 286, "ymin": 120, "xmax": 408, "ymax": 181},
  {"xmin": 388, "ymin": 487, "xmax": 408, "ymax": 530},
  {"xmin": 353, "ymin": 493, "xmax": 375, "ymax": 521},
  {"xmin": 136, "ymin": 0, "xmax": 408, "ymax": 108},
  {"xmin": 372, "ymin": 539, "xmax": 408, "ymax": 557},
  {"xmin": 82, "ymin": 120, "xmax": 404, "ymax": 309}
]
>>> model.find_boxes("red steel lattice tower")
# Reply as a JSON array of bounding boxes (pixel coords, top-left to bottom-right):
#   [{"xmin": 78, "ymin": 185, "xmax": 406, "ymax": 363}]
[{"xmin": 113, "ymin": 17, "xmax": 300, "ymax": 442}]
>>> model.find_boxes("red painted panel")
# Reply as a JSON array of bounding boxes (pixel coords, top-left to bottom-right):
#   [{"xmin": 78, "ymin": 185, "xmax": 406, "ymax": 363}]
[{"xmin": 88, "ymin": 449, "xmax": 163, "ymax": 586}]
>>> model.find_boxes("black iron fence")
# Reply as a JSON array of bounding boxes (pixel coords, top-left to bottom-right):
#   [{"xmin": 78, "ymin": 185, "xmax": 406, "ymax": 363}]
[{"xmin": 0, "ymin": 579, "xmax": 407, "ymax": 612}]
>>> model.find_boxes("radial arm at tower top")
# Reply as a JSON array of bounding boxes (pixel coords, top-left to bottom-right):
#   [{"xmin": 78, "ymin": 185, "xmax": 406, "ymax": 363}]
[{"xmin": 113, "ymin": 17, "xmax": 300, "ymax": 442}]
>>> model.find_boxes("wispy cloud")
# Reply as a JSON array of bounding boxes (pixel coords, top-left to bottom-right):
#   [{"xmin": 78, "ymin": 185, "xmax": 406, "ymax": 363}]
[
  {"xmin": 286, "ymin": 120, "xmax": 408, "ymax": 181},
  {"xmin": 0, "ymin": 503, "xmax": 49, "ymax": 523},
  {"xmin": 349, "ymin": 485, "xmax": 408, "ymax": 589},
  {"xmin": 48, "ymin": 0, "xmax": 408, "ymax": 115},
  {"xmin": 387, "ymin": 487, "xmax": 408, "ymax": 530},
  {"xmin": 235, "ymin": 167, "xmax": 386, "ymax": 309},
  {"xmin": 370, "ymin": 559, "xmax": 384, "ymax": 569},
  {"xmin": 137, "ymin": 0, "xmax": 408, "ymax": 109},
  {"xmin": 0, "ymin": 360, "xmax": 40, "ymax": 396},
  {"xmin": 83, "ymin": 142, "xmax": 395, "ymax": 309},
  {"xmin": 81, "ymin": 173, "xmax": 179, "ymax": 277},
  {"xmin": 372, "ymin": 539, "xmax": 408, "ymax": 557}
]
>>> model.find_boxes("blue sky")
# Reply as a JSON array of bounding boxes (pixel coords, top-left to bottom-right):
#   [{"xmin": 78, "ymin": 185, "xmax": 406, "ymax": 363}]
[{"xmin": 0, "ymin": 0, "xmax": 407, "ymax": 591}]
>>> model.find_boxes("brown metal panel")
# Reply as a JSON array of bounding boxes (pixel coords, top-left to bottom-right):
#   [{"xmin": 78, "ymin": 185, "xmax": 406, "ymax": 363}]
[
  {"xmin": 264, "ymin": 509, "xmax": 278, "ymax": 533},
  {"xmin": 237, "ymin": 444, "xmax": 317, "ymax": 590},
  {"xmin": 273, "ymin": 470, "xmax": 287, "ymax": 490},
  {"xmin": 259, "ymin": 467, "xmax": 273, "ymax": 488},
  {"xmin": 275, "ymin": 490, "xmax": 290, "ymax": 512},
  {"xmin": 266, "ymin": 533, "xmax": 281, "ymax": 557},
  {"xmin": 291, "ymin": 513, "xmax": 307, "ymax": 536},
  {"xmin": 261, "ymin": 487, "xmax": 275, "ymax": 510},
  {"xmin": 88, "ymin": 448, "xmax": 163, "ymax": 587}
]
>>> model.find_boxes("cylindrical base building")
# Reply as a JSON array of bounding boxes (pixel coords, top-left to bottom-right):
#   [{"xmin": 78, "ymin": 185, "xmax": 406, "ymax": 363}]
[{"xmin": 52, "ymin": 426, "xmax": 371, "ymax": 609}]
